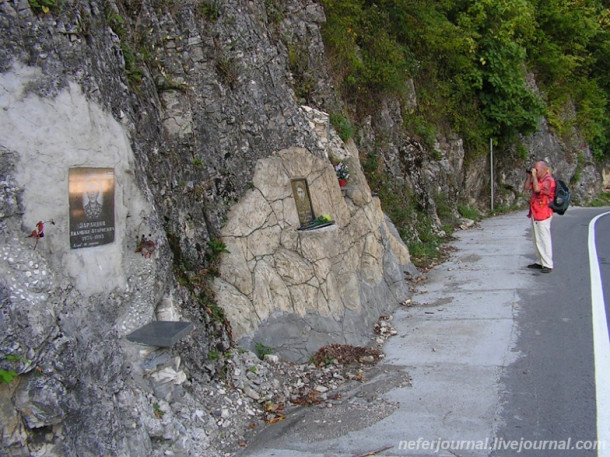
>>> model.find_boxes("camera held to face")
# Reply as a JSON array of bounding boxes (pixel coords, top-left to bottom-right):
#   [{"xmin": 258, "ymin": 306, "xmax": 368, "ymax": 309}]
[{"xmin": 525, "ymin": 166, "xmax": 534, "ymax": 174}]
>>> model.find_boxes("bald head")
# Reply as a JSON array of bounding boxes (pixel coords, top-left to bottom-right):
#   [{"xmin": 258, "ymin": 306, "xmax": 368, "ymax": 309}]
[{"xmin": 534, "ymin": 161, "xmax": 550, "ymax": 178}]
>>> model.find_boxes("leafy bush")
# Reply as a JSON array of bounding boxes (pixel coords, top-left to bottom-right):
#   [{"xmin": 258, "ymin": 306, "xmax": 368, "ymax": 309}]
[
  {"xmin": 458, "ymin": 205, "xmax": 481, "ymax": 221},
  {"xmin": 320, "ymin": 0, "xmax": 610, "ymax": 157},
  {"xmin": 329, "ymin": 113, "xmax": 354, "ymax": 142}
]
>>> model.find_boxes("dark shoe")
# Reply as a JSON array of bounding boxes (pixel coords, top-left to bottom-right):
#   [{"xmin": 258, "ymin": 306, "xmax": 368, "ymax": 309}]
[
  {"xmin": 527, "ymin": 263, "xmax": 542, "ymax": 269},
  {"xmin": 541, "ymin": 267, "xmax": 553, "ymax": 273}
]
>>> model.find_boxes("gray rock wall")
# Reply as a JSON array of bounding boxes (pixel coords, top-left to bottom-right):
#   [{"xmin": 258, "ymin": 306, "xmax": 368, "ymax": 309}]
[
  {"xmin": 361, "ymin": 89, "xmax": 602, "ymax": 227},
  {"xmin": 0, "ymin": 0, "xmax": 604, "ymax": 455},
  {"xmin": 493, "ymin": 115, "xmax": 603, "ymax": 209},
  {"xmin": 215, "ymin": 108, "xmax": 414, "ymax": 361},
  {"xmin": 0, "ymin": 61, "xmax": 189, "ymax": 456},
  {"xmin": 0, "ymin": 1, "xmax": 412, "ymax": 455}
]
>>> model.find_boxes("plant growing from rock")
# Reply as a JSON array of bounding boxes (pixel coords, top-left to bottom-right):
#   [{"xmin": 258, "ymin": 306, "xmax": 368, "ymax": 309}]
[
  {"xmin": 165, "ymin": 223, "xmax": 234, "ymax": 347},
  {"xmin": 0, "ymin": 354, "xmax": 26, "ymax": 384},
  {"xmin": 198, "ymin": 0, "xmax": 220, "ymax": 21},
  {"xmin": 329, "ymin": 112, "xmax": 354, "ymax": 142},
  {"xmin": 0, "ymin": 368, "xmax": 17, "ymax": 384},
  {"xmin": 254, "ymin": 343, "xmax": 273, "ymax": 360},
  {"xmin": 206, "ymin": 238, "xmax": 229, "ymax": 269},
  {"xmin": 153, "ymin": 403, "xmax": 165, "ymax": 419},
  {"xmin": 28, "ymin": 0, "xmax": 57, "ymax": 14},
  {"xmin": 216, "ymin": 56, "xmax": 239, "ymax": 89}
]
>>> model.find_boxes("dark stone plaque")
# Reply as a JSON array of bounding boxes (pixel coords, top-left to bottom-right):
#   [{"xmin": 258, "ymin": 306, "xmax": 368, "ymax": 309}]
[
  {"xmin": 69, "ymin": 167, "xmax": 115, "ymax": 249},
  {"xmin": 291, "ymin": 178, "xmax": 315, "ymax": 226},
  {"xmin": 126, "ymin": 321, "xmax": 194, "ymax": 347}
]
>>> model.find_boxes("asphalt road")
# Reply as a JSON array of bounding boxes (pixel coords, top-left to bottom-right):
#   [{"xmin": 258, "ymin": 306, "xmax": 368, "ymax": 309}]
[
  {"xmin": 237, "ymin": 208, "xmax": 610, "ymax": 457},
  {"xmin": 492, "ymin": 207, "xmax": 610, "ymax": 457}
]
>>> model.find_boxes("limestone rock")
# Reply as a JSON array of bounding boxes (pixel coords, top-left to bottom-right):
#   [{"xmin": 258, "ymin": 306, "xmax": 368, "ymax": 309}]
[{"xmin": 215, "ymin": 116, "xmax": 413, "ymax": 360}]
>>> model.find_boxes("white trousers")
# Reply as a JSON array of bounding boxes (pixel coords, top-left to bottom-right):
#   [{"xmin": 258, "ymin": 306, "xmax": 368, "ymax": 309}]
[{"xmin": 532, "ymin": 217, "xmax": 553, "ymax": 269}]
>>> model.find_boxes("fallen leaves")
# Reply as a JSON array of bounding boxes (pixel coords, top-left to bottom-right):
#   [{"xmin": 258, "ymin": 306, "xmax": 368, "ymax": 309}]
[
  {"xmin": 291, "ymin": 389, "xmax": 323, "ymax": 406},
  {"xmin": 263, "ymin": 401, "xmax": 285, "ymax": 424},
  {"xmin": 310, "ymin": 344, "xmax": 383, "ymax": 367}
]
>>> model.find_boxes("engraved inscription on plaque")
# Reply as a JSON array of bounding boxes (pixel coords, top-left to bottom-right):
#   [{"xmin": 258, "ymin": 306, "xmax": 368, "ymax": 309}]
[
  {"xmin": 69, "ymin": 167, "xmax": 115, "ymax": 249},
  {"xmin": 291, "ymin": 178, "xmax": 315, "ymax": 226}
]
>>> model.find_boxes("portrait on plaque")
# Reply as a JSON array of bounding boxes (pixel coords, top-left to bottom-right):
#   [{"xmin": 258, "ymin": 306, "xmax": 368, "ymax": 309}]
[
  {"xmin": 291, "ymin": 178, "xmax": 315, "ymax": 226},
  {"xmin": 69, "ymin": 167, "xmax": 115, "ymax": 249}
]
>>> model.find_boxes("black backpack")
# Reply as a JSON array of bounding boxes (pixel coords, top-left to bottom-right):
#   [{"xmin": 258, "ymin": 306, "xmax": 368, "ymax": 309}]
[{"xmin": 549, "ymin": 179, "xmax": 571, "ymax": 215}]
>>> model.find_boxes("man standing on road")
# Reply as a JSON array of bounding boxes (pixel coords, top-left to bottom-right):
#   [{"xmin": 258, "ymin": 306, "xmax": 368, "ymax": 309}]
[{"xmin": 523, "ymin": 161, "xmax": 556, "ymax": 273}]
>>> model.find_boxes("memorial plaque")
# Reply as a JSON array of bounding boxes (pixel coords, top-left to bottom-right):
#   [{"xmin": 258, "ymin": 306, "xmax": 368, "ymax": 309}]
[
  {"xmin": 126, "ymin": 321, "xmax": 195, "ymax": 347},
  {"xmin": 69, "ymin": 167, "xmax": 115, "ymax": 249},
  {"xmin": 291, "ymin": 178, "xmax": 315, "ymax": 226}
]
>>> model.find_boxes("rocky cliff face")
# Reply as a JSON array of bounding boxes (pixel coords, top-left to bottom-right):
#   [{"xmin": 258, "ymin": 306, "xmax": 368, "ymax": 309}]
[
  {"xmin": 0, "ymin": 0, "xmax": 605, "ymax": 456},
  {"xmin": 0, "ymin": 1, "xmax": 410, "ymax": 455},
  {"xmin": 216, "ymin": 108, "xmax": 414, "ymax": 361}
]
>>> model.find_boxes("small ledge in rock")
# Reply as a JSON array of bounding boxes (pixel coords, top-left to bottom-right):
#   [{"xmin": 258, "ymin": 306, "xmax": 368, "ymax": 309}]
[
  {"xmin": 126, "ymin": 321, "xmax": 194, "ymax": 347},
  {"xmin": 297, "ymin": 220, "xmax": 335, "ymax": 232}
]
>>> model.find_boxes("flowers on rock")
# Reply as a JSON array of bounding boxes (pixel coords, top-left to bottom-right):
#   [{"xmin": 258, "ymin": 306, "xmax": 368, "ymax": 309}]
[{"xmin": 335, "ymin": 162, "xmax": 350, "ymax": 181}]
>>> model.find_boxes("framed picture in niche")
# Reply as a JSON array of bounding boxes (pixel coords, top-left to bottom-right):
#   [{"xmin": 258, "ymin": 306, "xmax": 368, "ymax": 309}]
[{"xmin": 291, "ymin": 178, "xmax": 315, "ymax": 226}]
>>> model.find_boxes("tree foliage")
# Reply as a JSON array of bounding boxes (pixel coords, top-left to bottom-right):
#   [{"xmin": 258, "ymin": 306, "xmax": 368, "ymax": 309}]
[{"xmin": 319, "ymin": 0, "xmax": 610, "ymax": 158}]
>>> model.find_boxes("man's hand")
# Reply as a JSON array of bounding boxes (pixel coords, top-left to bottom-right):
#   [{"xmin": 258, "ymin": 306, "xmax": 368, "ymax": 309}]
[{"xmin": 530, "ymin": 167, "xmax": 541, "ymax": 193}]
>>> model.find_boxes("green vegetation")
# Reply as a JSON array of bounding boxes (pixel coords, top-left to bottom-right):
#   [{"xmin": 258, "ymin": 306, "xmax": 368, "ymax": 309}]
[
  {"xmin": 591, "ymin": 191, "xmax": 610, "ymax": 207},
  {"xmin": 28, "ymin": 0, "xmax": 57, "ymax": 14},
  {"xmin": 490, "ymin": 202, "xmax": 523, "ymax": 216},
  {"xmin": 104, "ymin": 7, "xmax": 146, "ymax": 87},
  {"xmin": 0, "ymin": 369, "xmax": 17, "ymax": 384},
  {"xmin": 329, "ymin": 113, "xmax": 354, "ymax": 142},
  {"xmin": 288, "ymin": 43, "xmax": 316, "ymax": 103},
  {"xmin": 319, "ymin": 0, "xmax": 610, "ymax": 158},
  {"xmin": 198, "ymin": 0, "xmax": 220, "ymax": 21},
  {"xmin": 206, "ymin": 238, "xmax": 229, "ymax": 267},
  {"xmin": 216, "ymin": 56, "xmax": 239, "ymax": 89},
  {"xmin": 0, "ymin": 354, "xmax": 25, "ymax": 384},
  {"xmin": 264, "ymin": 0, "xmax": 284, "ymax": 25},
  {"xmin": 153, "ymin": 402, "xmax": 165, "ymax": 419},
  {"xmin": 254, "ymin": 342, "xmax": 273, "ymax": 360},
  {"xmin": 121, "ymin": 43, "xmax": 144, "ymax": 85},
  {"xmin": 458, "ymin": 205, "xmax": 481, "ymax": 222},
  {"xmin": 165, "ymin": 222, "xmax": 232, "ymax": 340},
  {"xmin": 318, "ymin": 0, "xmax": 610, "ymax": 265}
]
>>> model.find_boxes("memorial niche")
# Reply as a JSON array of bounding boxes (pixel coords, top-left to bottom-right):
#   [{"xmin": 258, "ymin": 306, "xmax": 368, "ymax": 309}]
[
  {"xmin": 69, "ymin": 167, "xmax": 115, "ymax": 249},
  {"xmin": 290, "ymin": 178, "xmax": 334, "ymax": 230}
]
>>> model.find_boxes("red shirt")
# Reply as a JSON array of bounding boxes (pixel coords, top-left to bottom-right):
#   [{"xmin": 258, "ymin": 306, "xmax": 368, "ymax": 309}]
[{"xmin": 529, "ymin": 174, "xmax": 556, "ymax": 221}]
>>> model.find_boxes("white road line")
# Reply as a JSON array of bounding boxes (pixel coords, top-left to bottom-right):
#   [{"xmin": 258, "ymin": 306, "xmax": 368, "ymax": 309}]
[{"xmin": 589, "ymin": 211, "xmax": 610, "ymax": 456}]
